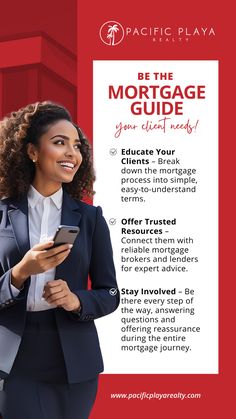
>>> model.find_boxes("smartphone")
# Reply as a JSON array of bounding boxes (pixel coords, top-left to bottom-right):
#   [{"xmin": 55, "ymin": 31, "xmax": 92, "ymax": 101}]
[{"xmin": 52, "ymin": 225, "xmax": 80, "ymax": 247}]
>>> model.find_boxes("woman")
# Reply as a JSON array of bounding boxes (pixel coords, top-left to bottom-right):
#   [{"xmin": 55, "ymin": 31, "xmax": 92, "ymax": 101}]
[{"xmin": 0, "ymin": 101, "xmax": 119, "ymax": 419}]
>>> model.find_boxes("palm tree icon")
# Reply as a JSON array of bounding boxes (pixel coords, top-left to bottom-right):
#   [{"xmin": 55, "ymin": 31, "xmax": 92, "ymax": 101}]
[{"xmin": 107, "ymin": 24, "xmax": 119, "ymax": 46}]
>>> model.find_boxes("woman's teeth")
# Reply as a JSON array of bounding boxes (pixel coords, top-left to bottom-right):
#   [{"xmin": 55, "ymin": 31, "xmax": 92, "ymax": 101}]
[{"xmin": 59, "ymin": 162, "xmax": 75, "ymax": 170}]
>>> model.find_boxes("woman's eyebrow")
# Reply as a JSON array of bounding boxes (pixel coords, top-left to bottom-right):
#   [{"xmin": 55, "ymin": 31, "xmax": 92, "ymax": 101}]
[{"xmin": 50, "ymin": 134, "xmax": 80, "ymax": 141}]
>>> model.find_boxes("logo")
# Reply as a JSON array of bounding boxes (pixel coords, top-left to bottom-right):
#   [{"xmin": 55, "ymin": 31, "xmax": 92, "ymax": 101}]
[
  {"xmin": 99, "ymin": 22, "xmax": 216, "ymax": 45},
  {"xmin": 99, "ymin": 21, "xmax": 124, "ymax": 46}
]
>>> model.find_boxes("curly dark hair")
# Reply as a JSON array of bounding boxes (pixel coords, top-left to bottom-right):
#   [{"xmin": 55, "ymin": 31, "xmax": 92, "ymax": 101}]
[{"xmin": 0, "ymin": 101, "xmax": 95, "ymax": 200}]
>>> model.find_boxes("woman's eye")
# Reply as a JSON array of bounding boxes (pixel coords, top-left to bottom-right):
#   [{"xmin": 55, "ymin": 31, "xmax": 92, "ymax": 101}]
[
  {"xmin": 54, "ymin": 139, "xmax": 64, "ymax": 145},
  {"xmin": 53, "ymin": 139, "xmax": 81, "ymax": 148}
]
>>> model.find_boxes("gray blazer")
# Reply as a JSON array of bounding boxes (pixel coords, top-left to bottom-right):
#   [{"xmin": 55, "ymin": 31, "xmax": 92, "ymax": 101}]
[{"xmin": 0, "ymin": 190, "xmax": 119, "ymax": 383}]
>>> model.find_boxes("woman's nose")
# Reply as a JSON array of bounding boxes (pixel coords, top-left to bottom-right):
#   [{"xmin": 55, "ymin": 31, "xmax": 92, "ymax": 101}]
[{"xmin": 64, "ymin": 144, "xmax": 76, "ymax": 157}]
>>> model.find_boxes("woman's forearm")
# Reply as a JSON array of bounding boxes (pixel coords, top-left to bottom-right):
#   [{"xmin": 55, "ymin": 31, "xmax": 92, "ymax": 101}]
[{"xmin": 11, "ymin": 263, "xmax": 27, "ymax": 289}]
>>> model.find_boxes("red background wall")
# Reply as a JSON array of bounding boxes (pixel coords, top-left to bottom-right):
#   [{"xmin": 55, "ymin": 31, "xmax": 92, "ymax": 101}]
[{"xmin": 0, "ymin": 0, "xmax": 77, "ymax": 119}]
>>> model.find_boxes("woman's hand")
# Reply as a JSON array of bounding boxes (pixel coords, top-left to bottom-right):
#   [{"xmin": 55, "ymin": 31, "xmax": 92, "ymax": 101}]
[
  {"xmin": 11, "ymin": 241, "xmax": 72, "ymax": 289},
  {"xmin": 43, "ymin": 279, "xmax": 81, "ymax": 311}
]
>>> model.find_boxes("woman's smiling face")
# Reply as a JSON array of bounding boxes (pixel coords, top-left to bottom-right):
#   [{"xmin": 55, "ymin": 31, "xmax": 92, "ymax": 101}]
[{"xmin": 27, "ymin": 119, "xmax": 82, "ymax": 194}]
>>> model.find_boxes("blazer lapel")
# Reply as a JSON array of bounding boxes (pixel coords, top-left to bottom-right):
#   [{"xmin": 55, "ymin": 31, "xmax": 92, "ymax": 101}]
[
  {"xmin": 7, "ymin": 196, "xmax": 30, "ymax": 257},
  {"xmin": 60, "ymin": 191, "xmax": 82, "ymax": 227},
  {"xmin": 55, "ymin": 191, "xmax": 82, "ymax": 280}
]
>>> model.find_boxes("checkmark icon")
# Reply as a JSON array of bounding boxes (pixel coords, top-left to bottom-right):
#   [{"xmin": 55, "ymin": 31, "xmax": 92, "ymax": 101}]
[
  {"xmin": 109, "ymin": 288, "xmax": 118, "ymax": 296},
  {"xmin": 109, "ymin": 148, "xmax": 117, "ymax": 156}
]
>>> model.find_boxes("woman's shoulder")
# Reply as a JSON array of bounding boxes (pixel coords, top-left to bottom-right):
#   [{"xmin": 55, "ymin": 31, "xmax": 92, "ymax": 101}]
[
  {"xmin": 0, "ymin": 197, "xmax": 12, "ymax": 208},
  {"xmin": 76, "ymin": 199, "xmax": 102, "ymax": 217},
  {"xmin": 70, "ymin": 197, "xmax": 106, "ymax": 225},
  {"xmin": 0, "ymin": 195, "xmax": 27, "ymax": 209},
  {"xmin": 72, "ymin": 199, "xmax": 106, "ymax": 232}
]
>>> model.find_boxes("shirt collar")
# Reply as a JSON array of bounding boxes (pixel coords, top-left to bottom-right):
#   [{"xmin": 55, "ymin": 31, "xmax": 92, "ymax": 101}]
[{"xmin": 28, "ymin": 185, "xmax": 63, "ymax": 210}]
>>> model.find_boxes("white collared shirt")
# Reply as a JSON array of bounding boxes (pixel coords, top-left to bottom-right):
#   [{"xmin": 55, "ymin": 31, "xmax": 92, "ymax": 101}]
[{"xmin": 11, "ymin": 185, "xmax": 63, "ymax": 311}]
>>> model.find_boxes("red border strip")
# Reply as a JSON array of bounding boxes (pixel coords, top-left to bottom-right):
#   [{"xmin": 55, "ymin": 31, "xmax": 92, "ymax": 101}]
[{"xmin": 77, "ymin": 1, "xmax": 235, "ymax": 417}]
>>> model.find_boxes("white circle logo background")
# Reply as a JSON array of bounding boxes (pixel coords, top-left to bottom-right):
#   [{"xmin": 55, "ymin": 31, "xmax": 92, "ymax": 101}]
[{"xmin": 99, "ymin": 21, "xmax": 125, "ymax": 46}]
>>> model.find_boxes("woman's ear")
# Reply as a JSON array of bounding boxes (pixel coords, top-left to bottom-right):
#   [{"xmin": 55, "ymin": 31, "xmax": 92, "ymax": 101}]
[{"xmin": 27, "ymin": 143, "xmax": 38, "ymax": 163}]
